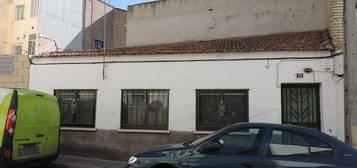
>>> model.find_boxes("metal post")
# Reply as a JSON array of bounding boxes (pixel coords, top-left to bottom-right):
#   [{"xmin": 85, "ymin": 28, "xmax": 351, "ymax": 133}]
[{"xmin": 344, "ymin": 0, "xmax": 357, "ymax": 147}]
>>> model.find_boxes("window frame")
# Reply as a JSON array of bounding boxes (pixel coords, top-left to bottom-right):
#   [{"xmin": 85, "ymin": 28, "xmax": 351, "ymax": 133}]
[
  {"xmin": 12, "ymin": 43, "xmax": 22, "ymax": 55},
  {"xmin": 54, "ymin": 89, "xmax": 97, "ymax": 128},
  {"xmin": 196, "ymin": 89, "xmax": 249, "ymax": 131},
  {"xmin": 14, "ymin": 5, "xmax": 25, "ymax": 21},
  {"xmin": 211, "ymin": 127, "xmax": 266, "ymax": 156},
  {"xmin": 195, "ymin": 126, "xmax": 267, "ymax": 156},
  {"xmin": 94, "ymin": 39, "xmax": 104, "ymax": 49},
  {"xmin": 28, "ymin": 34, "xmax": 36, "ymax": 55},
  {"xmin": 30, "ymin": 0, "xmax": 39, "ymax": 17},
  {"xmin": 264, "ymin": 128, "xmax": 336, "ymax": 158},
  {"xmin": 121, "ymin": 89, "xmax": 170, "ymax": 130}
]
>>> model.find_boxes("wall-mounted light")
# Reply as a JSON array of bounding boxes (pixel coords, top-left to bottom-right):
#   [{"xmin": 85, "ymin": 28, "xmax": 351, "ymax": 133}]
[{"xmin": 304, "ymin": 67, "xmax": 313, "ymax": 73}]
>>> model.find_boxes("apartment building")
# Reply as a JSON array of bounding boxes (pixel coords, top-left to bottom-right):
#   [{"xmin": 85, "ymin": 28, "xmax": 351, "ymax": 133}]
[{"xmin": 0, "ymin": 0, "xmax": 127, "ymax": 88}]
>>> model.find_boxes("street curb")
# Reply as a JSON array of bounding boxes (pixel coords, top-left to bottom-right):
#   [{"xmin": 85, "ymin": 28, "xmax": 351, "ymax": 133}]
[{"xmin": 54, "ymin": 155, "xmax": 126, "ymax": 168}]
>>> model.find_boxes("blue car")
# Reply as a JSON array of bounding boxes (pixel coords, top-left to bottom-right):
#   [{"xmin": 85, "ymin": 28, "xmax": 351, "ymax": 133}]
[{"xmin": 127, "ymin": 123, "xmax": 357, "ymax": 168}]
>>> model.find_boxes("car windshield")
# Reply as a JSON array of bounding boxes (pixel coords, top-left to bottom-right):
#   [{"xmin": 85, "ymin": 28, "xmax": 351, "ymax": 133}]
[{"xmin": 185, "ymin": 126, "xmax": 232, "ymax": 146}]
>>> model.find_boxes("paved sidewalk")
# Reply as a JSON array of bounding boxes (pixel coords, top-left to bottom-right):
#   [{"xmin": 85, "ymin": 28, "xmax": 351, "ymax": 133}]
[{"xmin": 51, "ymin": 155, "xmax": 127, "ymax": 168}]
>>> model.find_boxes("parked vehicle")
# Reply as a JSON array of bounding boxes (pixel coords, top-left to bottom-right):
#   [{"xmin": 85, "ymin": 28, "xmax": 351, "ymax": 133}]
[
  {"xmin": 0, "ymin": 88, "xmax": 60, "ymax": 168},
  {"xmin": 127, "ymin": 123, "xmax": 357, "ymax": 168}
]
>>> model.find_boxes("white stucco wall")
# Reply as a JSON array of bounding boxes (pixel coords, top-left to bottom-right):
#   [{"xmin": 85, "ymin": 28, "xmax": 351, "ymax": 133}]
[
  {"xmin": 29, "ymin": 51, "xmax": 345, "ymax": 141},
  {"xmin": 38, "ymin": 0, "xmax": 84, "ymax": 52}
]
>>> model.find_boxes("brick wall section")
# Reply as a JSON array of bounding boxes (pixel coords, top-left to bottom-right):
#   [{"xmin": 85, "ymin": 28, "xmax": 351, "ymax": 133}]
[
  {"xmin": 0, "ymin": 55, "xmax": 29, "ymax": 88},
  {"xmin": 329, "ymin": 0, "xmax": 344, "ymax": 50}
]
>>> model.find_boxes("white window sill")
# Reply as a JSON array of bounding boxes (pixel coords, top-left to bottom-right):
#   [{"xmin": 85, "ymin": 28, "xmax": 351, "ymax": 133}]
[
  {"xmin": 193, "ymin": 131, "xmax": 214, "ymax": 135},
  {"xmin": 60, "ymin": 127, "xmax": 97, "ymax": 132},
  {"xmin": 117, "ymin": 129, "xmax": 170, "ymax": 134}
]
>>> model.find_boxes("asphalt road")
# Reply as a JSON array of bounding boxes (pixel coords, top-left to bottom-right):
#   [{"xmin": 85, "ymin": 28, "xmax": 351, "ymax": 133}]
[{"xmin": 32, "ymin": 155, "xmax": 126, "ymax": 168}]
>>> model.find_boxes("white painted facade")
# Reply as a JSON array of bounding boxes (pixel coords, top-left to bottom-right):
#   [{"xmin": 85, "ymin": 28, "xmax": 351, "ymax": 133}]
[{"xmin": 29, "ymin": 51, "xmax": 345, "ymax": 140}]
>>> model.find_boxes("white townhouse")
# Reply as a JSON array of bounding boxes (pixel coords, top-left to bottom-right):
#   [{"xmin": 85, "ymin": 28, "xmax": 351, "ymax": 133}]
[{"xmin": 29, "ymin": 30, "xmax": 344, "ymax": 160}]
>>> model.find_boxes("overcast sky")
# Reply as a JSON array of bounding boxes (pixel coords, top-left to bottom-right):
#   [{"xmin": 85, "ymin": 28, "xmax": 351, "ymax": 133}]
[{"xmin": 109, "ymin": 0, "xmax": 157, "ymax": 10}]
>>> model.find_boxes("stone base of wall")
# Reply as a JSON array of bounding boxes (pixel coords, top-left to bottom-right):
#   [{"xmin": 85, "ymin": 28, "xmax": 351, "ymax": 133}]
[{"xmin": 60, "ymin": 130, "xmax": 202, "ymax": 161}]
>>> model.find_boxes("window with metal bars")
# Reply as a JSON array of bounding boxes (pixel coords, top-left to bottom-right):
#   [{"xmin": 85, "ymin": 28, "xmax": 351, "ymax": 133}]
[
  {"xmin": 196, "ymin": 90, "xmax": 249, "ymax": 131},
  {"xmin": 121, "ymin": 90, "xmax": 169, "ymax": 130},
  {"xmin": 54, "ymin": 90, "xmax": 97, "ymax": 128}
]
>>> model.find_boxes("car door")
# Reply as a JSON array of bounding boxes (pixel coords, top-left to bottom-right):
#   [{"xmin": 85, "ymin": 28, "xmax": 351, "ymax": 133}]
[
  {"xmin": 260, "ymin": 128, "xmax": 339, "ymax": 168},
  {"xmin": 187, "ymin": 127, "xmax": 265, "ymax": 168}
]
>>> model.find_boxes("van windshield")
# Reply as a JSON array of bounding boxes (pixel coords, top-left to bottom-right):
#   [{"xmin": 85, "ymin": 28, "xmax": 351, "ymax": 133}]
[{"xmin": 0, "ymin": 88, "xmax": 11, "ymax": 103}]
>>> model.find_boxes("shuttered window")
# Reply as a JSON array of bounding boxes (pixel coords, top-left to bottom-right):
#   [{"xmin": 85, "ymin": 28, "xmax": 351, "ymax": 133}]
[{"xmin": 121, "ymin": 90, "xmax": 169, "ymax": 130}]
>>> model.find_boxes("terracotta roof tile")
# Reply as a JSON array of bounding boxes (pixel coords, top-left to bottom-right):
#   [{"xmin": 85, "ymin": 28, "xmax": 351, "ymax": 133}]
[{"xmin": 35, "ymin": 30, "xmax": 334, "ymax": 58}]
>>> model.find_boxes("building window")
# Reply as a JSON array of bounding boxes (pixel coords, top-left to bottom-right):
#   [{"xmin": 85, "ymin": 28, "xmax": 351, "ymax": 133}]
[
  {"xmin": 15, "ymin": 5, "xmax": 25, "ymax": 20},
  {"xmin": 54, "ymin": 90, "xmax": 97, "ymax": 128},
  {"xmin": 28, "ymin": 34, "xmax": 36, "ymax": 55},
  {"xmin": 12, "ymin": 44, "xmax": 22, "ymax": 55},
  {"xmin": 31, "ymin": 0, "xmax": 38, "ymax": 17},
  {"xmin": 94, "ymin": 40, "xmax": 104, "ymax": 49},
  {"xmin": 268, "ymin": 129, "xmax": 334, "ymax": 157},
  {"xmin": 196, "ymin": 90, "xmax": 249, "ymax": 131},
  {"xmin": 121, "ymin": 90, "xmax": 169, "ymax": 130}
]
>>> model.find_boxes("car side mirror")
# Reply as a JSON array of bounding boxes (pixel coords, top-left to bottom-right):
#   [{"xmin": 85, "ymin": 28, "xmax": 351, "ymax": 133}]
[{"xmin": 198, "ymin": 142, "xmax": 220, "ymax": 153}]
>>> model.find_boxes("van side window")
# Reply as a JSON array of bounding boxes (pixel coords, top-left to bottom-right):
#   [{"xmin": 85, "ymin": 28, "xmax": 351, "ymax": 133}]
[{"xmin": 268, "ymin": 129, "xmax": 334, "ymax": 157}]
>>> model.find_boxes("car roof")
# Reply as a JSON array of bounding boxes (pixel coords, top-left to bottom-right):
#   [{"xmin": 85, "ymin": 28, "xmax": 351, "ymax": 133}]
[
  {"xmin": 230, "ymin": 122, "xmax": 329, "ymax": 137},
  {"xmin": 229, "ymin": 122, "xmax": 357, "ymax": 152}
]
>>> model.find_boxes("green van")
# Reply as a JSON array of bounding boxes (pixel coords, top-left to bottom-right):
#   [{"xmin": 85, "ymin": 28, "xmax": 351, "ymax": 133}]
[{"xmin": 0, "ymin": 88, "xmax": 60, "ymax": 167}]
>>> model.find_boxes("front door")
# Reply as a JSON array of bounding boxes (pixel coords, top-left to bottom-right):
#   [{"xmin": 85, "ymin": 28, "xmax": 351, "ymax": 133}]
[
  {"xmin": 281, "ymin": 84, "xmax": 321, "ymax": 130},
  {"xmin": 188, "ymin": 127, "xmax": 265, "ymax": 168}
]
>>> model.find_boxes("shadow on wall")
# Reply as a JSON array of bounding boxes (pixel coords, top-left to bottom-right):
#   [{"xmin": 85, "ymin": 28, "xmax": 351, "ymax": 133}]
[
  {"xmin": 39, "ymin": 9, "xmax": 126, "ymax": 53},
  {"xmin": 67, "ymin": 9, "xmax": 126, "ymax": 52}
]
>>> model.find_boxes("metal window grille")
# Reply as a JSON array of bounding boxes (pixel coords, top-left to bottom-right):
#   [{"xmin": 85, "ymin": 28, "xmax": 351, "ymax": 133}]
[
  {"xmin": 28, "ymin": 34, "xmax": 36, "ymax": 55},
  {"xmin": 15, "ymin": 5, "xmax": 25, "ymax": 20},
  {"xmin": 196, "ymin": 90, "xmax": 249, "ymax": 131},
  {"xmin": 121, "ymin": 90, "xmax": 169, "ymax": 130},
  {"xmin": 281, "ymin": 84, "xmax": 321, "ymax": 130},
  {"xmin": 54, "ymin": 90, "xmax": 97, "ymax": 128}
]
